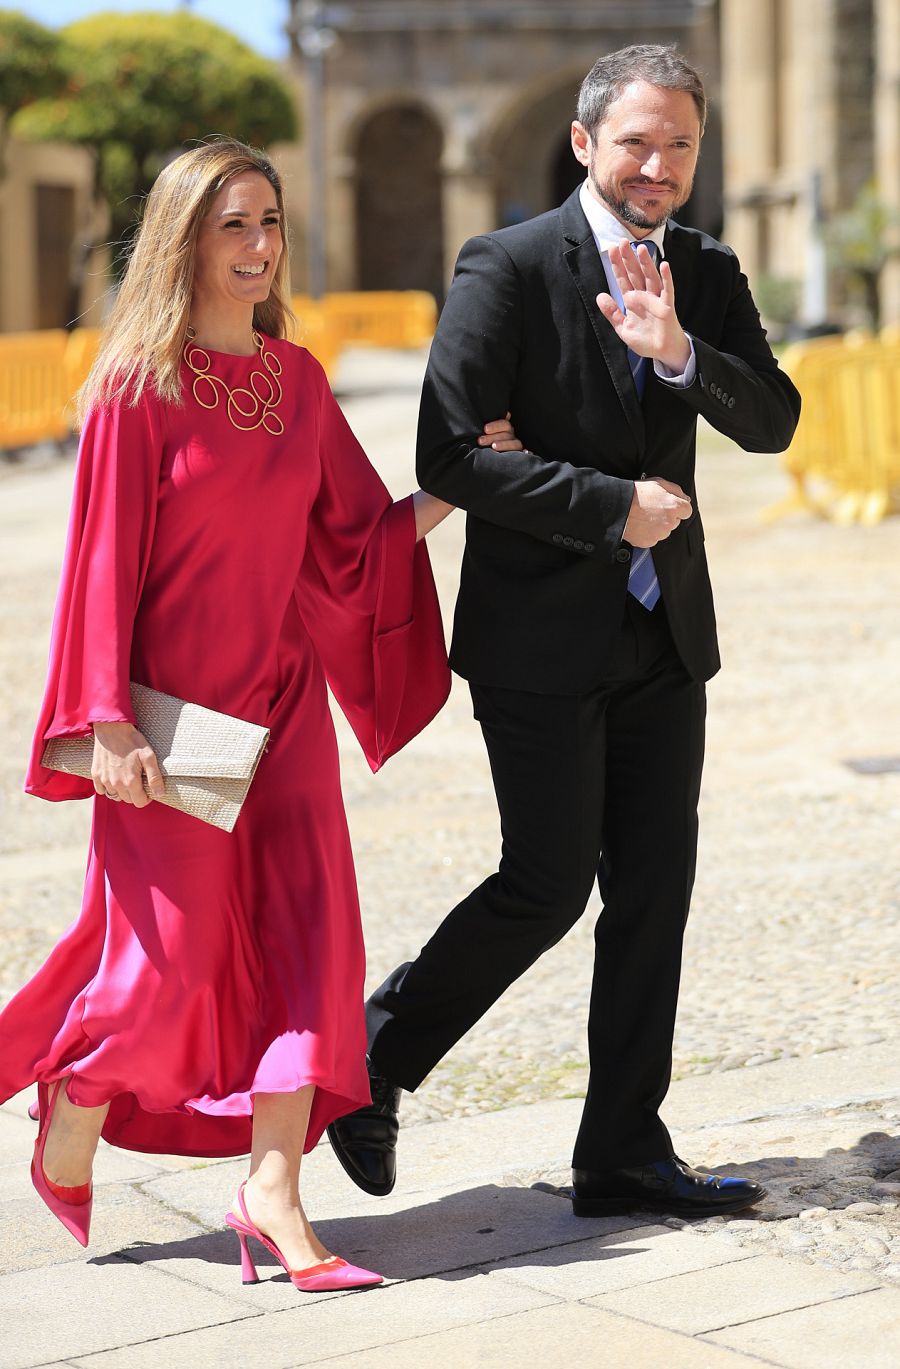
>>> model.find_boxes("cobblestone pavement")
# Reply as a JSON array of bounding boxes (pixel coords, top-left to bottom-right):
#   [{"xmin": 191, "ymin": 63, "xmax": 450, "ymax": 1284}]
[{"xmin": 1, "ymin": 348, "xmax": 898, "ymax": 1288}]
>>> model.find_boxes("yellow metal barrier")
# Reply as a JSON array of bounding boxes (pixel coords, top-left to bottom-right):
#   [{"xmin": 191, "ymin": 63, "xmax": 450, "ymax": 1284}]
[
  {"xmin": 290, "ymin": 299, "xmax": 341, "ymax": 378},
  {"xmin": 0, "ymin": 331, "xmax": 72, "ymax": 447},
  {"xmin": 321, "ymin": 290, "xmax": 436, "ymax": 348},
  {"xmin": 64, "ymin": 327, "xmax": 103, "ymax": 402},
  {"xmin": 766, "ymin": 336, "xmax": 900, "ymax": 525},
  {"xmin": 291, "ymin": 290, "xmax": 436, "ymax": 365}
]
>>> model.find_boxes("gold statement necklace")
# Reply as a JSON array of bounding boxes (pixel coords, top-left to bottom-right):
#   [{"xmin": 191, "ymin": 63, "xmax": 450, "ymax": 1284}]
[{"xmin": 183, "ymin": 328, "xmax": 285, "ymax": 435}]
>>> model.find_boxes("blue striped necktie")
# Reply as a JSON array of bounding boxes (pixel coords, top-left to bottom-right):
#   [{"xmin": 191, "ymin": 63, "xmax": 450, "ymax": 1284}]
[{"xmin": 625, "ymin": 240, "xmax": 661, "ymax": 611}]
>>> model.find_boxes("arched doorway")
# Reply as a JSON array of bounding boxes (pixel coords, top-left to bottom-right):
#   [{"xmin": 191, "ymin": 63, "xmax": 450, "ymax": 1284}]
[
  {"xmin": 551, "ymin": 134, "xmax": 586, "ymax": 210},
  {"xmin": 354, "ymin": 104, "xmax": 445, "ymax": 300},
  {"xmin": 490, "ymin": 72, "xmax": 585, "ymax": 228}
]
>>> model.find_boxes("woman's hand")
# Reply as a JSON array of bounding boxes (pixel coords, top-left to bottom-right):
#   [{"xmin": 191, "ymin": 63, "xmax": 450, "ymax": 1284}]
[
  {"xmin": 477, "ymin": 413, "xmax": 523, "ymax": 451},
  {"xmin": 91, "ymin": 722, "xmax": 165, "ymax": 807},
  {"xmin": 413, "ymin": 414, "xmax": 523, "ymax": 540}
]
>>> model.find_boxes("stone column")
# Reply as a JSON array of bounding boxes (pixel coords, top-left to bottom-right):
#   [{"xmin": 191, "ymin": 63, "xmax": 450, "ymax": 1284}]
[
  {"xmin": 875, "ymin": 0, "xmax": 900, "ymax": 326},
  {"xmin": 440, "ymin": 105, "xmax": 495, "ymax": 289},
  {"xmin": 787, "ymin": 0, "xmax": 835, "ymax": 324},
  {"xmin": 721, "ymin": 0, "xmax": 779, "ymax": 278}
]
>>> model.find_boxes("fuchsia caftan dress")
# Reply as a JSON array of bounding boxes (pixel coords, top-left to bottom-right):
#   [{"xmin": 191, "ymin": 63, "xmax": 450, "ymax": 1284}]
[{"xmin": 0, "ymin": 337, "xmax": 450, "ymax": 1157}]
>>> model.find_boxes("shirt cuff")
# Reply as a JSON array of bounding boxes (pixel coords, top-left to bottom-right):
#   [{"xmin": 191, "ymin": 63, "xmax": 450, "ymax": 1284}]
[{"xmin": 653, "ymin": 334, "xmax": 696, "ymax": 387}]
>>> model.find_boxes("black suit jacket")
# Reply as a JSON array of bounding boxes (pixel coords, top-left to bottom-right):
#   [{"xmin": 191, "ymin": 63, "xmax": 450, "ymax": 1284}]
[{"xmin": 416, "ymin": 188, "xmax": 801, "ymax": 693}]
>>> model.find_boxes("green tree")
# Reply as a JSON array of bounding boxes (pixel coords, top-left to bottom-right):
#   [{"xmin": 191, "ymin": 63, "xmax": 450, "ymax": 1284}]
[
  {"xmin": 0, "ymin": 10, "xmax": 67, "ymax": 116},
  {"xmin": 825, "ymin": 183, "xmax": 900, "ymax": 330},
  {"xmin": 13, "ymin": 11, "xmax": 298, "ymax": 249},
  {"xmin": 0, "ymin": 10, "xmax": 67, "ymax": 172}
]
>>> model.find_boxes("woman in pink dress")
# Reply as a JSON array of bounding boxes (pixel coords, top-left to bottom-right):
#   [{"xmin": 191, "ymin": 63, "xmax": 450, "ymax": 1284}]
[{"xmin": 0, "ymin": 139, "xmax": 520, "ymax": 1290}]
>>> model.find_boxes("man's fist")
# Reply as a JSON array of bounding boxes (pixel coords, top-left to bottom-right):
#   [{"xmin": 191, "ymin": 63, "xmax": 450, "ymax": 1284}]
[{"xmin": 623, "ymin": 478, "xmax": 692, "ymax": 548}]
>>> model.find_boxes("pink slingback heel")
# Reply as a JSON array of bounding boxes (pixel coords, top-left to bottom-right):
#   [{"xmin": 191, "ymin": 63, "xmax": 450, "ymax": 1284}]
[
  {"xmin": 224, "ymin": 1181, "xmax": 383, "ymax": 1292},
  {"xmin": 31, "ymin": 1079, "xmax": 93, "ymax": 1247}
]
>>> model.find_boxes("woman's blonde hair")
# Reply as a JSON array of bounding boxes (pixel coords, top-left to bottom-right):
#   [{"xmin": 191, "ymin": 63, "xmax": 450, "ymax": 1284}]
[{"xmin": 76, "ymin": 137, "xmax": 294, "ymax": 424}]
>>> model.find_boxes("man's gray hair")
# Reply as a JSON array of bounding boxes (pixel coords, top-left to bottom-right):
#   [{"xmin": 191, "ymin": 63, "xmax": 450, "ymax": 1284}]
[{"xmin": 577, "ymin": 44, "xmax": 707, "ymax": 138}]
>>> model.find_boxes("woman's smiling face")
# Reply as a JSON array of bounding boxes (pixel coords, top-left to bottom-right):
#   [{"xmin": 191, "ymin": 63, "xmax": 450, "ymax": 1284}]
[{"xmin": 192, "ymin": 171, "xmax": 283, "ymax": 316}]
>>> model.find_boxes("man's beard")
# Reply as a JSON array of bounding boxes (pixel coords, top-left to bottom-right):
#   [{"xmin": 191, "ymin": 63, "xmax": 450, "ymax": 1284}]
[{"xmin": 590, "ymin": 168, "xmax": 691, "ymax": 231}]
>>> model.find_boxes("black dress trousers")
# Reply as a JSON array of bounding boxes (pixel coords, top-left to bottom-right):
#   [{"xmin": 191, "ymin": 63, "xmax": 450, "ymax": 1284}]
[{"xmin": 366, "ymin": 595, "xmax": 707, "ymax": 1169}]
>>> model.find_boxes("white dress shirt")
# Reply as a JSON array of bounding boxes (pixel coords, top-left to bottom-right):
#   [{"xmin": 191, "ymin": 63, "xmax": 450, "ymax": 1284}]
[{"xmin": 578, "ymin": 180, "xmax": 696, "ymax": 387}]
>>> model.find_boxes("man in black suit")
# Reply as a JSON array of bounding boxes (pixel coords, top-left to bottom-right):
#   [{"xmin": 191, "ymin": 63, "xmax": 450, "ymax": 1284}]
[{"xmin": 329, "ymin": 44, "xmax": 800, "ymax": 1217}]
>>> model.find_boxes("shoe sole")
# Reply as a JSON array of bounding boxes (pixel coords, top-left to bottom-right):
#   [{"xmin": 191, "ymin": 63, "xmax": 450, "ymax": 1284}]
[
  {"xmin": 325, "ymin": 1124, "xmax": 396, "ymax": 1198},
  {"xmin": 571, "ymin": 1187, "xmax": 767, "ymax": 1219}
]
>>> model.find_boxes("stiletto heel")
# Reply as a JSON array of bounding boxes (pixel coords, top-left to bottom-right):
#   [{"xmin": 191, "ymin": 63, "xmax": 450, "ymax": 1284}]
[
  {"xmin": 31, "ymin": 1079, "xmax": 93, "ymax": 1247},
  {"xmin": 224, "ymin": 1181, "xmax": 382, "ymax": 1292},
  {"xmin": 235, "ymin": 1229, "xmax": 260, "ymax": 1284}
]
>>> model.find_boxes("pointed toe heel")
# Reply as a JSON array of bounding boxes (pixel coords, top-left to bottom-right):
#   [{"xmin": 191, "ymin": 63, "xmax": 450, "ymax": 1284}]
[
  {"xmin": 31, "ymin": 1080, "xmax": 93, "ymax": 1248},
  {"xmin": 224, "ymin": 1182, "xmax": 383, "ymax": 1293},
  {"xmin": 290, "ymin": 1257, "xmax": 383, "ymax": 1292}
]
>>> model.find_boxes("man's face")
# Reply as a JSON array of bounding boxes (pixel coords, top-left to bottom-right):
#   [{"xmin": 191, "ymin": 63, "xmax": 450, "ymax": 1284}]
[{"xmin": 572, "ymin": 80, "xmax": 701, "ymax": 233}]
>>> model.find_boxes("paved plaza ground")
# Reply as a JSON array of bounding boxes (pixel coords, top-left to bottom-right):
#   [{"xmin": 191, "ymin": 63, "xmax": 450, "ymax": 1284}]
[{"xmin": 0, "ymin": 348, "xmax": 898, "ymax": 1366}]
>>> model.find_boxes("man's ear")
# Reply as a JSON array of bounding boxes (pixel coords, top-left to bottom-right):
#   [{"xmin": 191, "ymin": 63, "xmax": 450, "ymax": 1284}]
[{"xmin": 571, "ymin": 121, "xmax": 591, "ymax": 168}]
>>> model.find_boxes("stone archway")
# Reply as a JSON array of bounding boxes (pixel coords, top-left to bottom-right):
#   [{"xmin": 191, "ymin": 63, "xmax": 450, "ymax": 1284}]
[
  {"xmin": 551, "ymin": 132, "xmax": 587, "ymax": 210},
  {"xmin": 488, "ymin": 69, "xmax": 587, "ymax": 228},
  {"xmin": 354, "ymin": 103, "xmax": 445, "ymax": 299}
]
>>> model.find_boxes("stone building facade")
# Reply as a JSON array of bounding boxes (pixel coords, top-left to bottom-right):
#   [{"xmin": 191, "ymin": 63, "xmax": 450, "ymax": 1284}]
[
  {"xmin": 283, "ymin": 0, "xmax": 723, "ymax": 299},
  {"xmin": 721, "ymin": 0, "xmax": 899, "ymax": 328}
]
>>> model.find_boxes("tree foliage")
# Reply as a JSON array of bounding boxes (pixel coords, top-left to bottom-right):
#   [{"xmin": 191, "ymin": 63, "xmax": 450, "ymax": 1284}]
[
  {"xmin": 0, "ymin": 9, "xmax": 67, "ymax": 117},
  {"xmin": 12, "ymin": 11, "xmax": 298, "ymax": 236}
]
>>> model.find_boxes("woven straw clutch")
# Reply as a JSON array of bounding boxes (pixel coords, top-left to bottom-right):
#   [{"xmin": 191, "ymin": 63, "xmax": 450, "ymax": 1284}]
[{"xmin": 41, "ymin": 682, "xmax": 270, "ymax": 832}]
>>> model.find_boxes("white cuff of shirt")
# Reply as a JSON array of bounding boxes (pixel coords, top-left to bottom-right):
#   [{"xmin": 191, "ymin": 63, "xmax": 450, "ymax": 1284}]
[{"xmin": 653, "ymin": 334, "xmax": 696, "ymax": 387}]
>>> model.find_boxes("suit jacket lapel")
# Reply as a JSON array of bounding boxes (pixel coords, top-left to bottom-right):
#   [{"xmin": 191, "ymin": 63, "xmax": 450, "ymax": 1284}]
[{"xmin": 559, "ymin": 190, "xmax": 645, "ymax": 450}]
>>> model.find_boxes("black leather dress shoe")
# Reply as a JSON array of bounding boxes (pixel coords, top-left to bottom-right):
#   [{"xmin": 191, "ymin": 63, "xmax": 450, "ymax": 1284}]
[
  {"xmin": 572, "ymin": 1157, "xmax": 766, "ymax": 1218},
  {"xmin": 326, "ymin": 1067, "xmax": 402, "ymax": 1197}
]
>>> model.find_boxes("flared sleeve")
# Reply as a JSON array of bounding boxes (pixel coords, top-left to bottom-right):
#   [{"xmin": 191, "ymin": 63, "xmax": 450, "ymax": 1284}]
[
  {"xmin": 294, "ymin": 364, "xmax": 450, "ymax": 772},
  {"xmin": 24, "ymin": 393, "xmax": 165, "ymax": 801}
]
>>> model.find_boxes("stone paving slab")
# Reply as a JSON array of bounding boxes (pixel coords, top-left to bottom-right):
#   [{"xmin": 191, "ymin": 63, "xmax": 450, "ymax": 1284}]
[
  {"xmin": 584, "ymin": 1254, "xmax": 881, "ymax": 1335},
  {"xmin": 285, "ymin": 1302, "xmax": 770, "ymax": 1369},
  {"xmin": 0, "ymin": 1256, "xmax": 252, "ymax": 1369},
  {"xmin": 663, "ymin": 1040, "xmax": 900, "ymax": 1133},
  {"xmin": 63, "ymin": 1270, "xmax": 557, "ymax": 1369},
  {"xmin": 310, "ymin": 1096, "xmax": 588, "ymax": 1201},
  {"xmin": 485, "ymin": 1224, "xmax": 754, "ymax": 1299},
  {"xmin": 134, "ymin": 1166, "xmax": 635, "ymax": 1289},
  {"xmin": 706, "ymin": 1287, "xmax": 900, "ymax": 1367},
  {"xmin": 0, "ymin": 1186, "xmax": 206, "ymax": 1278}
]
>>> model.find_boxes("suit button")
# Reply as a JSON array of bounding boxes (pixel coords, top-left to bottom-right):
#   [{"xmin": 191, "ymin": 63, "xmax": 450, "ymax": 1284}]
[
  {"xmin": 712, "ymin": 384, "xmax": 721, "ymax": 399},
  {"xmin": 721, "ymin": 391, "xmax": 729, "ymax": 404},
  {"xmin": 585, "ymin": 542, "xmax": 595, "ymax": 553},
  {"xmin": 552, "ymin": 533, "xmax": 563, "ymax": 544},
  {"xmin": 573, "ymin": 539, "xmax": 584, "ymax": 550},
  {"xmin": 563, "ymin": 535, "xmax": 574, "ymax": 547},
  {"xmin": 728, "ymin": 396, "xmax": 735, "ymax": 408},
  {"xmin": 616, "ymin": 547, "xmax": 631, "ymax": 563}
]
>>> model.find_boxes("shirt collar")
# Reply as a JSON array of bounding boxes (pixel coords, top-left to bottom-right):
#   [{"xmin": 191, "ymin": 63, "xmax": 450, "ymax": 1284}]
[{"xmin": 578, "ymin": 179, "xmax": 668, "ymax": 257}]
